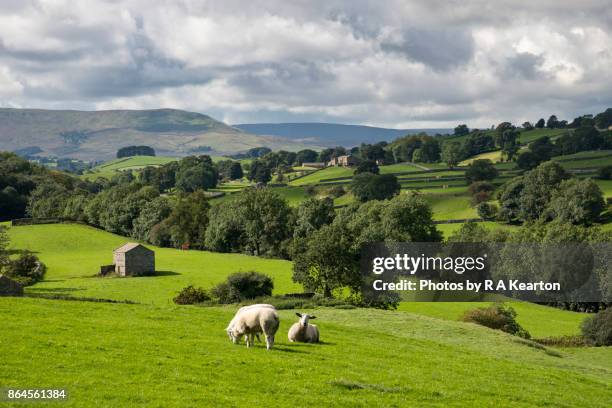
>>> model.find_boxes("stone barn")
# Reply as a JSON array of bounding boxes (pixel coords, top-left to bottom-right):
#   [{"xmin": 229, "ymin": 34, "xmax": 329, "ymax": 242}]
[
  {"xmin": 0, "ymin": 275, "xmax": 24, "ymax": 296},
  {"xmin": 113, "ymin": 243, "xmax": 155, "ymax": 277}
]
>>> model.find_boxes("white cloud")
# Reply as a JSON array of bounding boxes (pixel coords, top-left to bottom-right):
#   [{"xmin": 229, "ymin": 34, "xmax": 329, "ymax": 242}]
[{"xmin": 0, "ymin": 0, "xmax": 611, "ymax": 127}]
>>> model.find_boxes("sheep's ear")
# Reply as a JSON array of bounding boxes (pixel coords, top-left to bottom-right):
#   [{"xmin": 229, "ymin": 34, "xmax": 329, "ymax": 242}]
[
  {"xmin": 310, "ymin": 316, "xmax": 317, "ymax": 319},
  {"xmin": 296, "ymin": 312, "xmax": 302, "ymax": 317}
]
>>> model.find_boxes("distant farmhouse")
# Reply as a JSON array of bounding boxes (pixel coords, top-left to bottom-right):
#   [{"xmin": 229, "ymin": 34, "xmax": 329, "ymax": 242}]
[
  {"xmin": 0, "ymin": 275, "xmax": 24, "ymax": 296},
  {"xmin": 104, "ymin": 243, "xmax": 155, "ymax": 277},
  {"xmin": 328, "ymin": 154, "xmax": 358, "ymax": 167}
]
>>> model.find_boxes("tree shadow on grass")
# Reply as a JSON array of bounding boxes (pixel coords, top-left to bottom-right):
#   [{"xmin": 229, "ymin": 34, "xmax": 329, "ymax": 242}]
[
  {"xmin": 27, "ymin": 287, "xmax": 84, "ymax": 293},
  {"xmin": 5, "ymin": 249, "xmax": 40, "ymax": 255}
]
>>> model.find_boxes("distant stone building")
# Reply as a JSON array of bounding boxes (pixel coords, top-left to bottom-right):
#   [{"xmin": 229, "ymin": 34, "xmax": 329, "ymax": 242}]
[
  {"xmin": 113, "ymin": 243, "xmax": 155, "ymax": 277},
  {"xmin": 0, "ymin": 275, "xmax": 24, "ymax": 296},
  {"xmin": 328, "ymin": 155, "xmax": 358, "ymax": 167}
]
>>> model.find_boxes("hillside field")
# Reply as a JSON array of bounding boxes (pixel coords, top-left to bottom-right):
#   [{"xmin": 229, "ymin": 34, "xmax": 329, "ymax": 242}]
[
  {"xmin": 2, "ymin": 297, "xmax": 611, "ymax": 407},
  {"xmin": 2, "ymin": 222, "xmax": 611, "ymax": 406}
]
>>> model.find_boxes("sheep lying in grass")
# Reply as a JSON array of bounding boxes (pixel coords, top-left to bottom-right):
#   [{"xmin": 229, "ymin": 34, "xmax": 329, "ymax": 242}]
[
  {"xmin": 288, "ymin": 312, "xmax": 319, "ymax": 343},
  {"xmin": 226, "ymin": 304, "xmax": 279, "ymax": 350}
]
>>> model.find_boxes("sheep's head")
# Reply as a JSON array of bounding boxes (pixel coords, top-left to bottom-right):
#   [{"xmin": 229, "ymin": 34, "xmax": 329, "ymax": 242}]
[{"xmin": 296, "ymin": 312, "xmax": 316, "ymax": 328}]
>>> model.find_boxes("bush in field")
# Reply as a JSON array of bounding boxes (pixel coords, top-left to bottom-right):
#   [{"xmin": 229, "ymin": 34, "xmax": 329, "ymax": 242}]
[
  {"xmin": 597, "ymin": 165, "xmax": 612, "ymax": 180},
  {"xmin": 471, "ymin": 191, "xmax": 491, "ymax": 206},
  {"xmin": 581, "ymin": 308, "xmax": 612, "ymax": 346},
  {"xmin": 211, "ymin": 271, "xmax": 274, "ymax": 304},
  {"xmin": 463, "ymin": 304, "xmax": 531, "ymax": 338},
  {"xmin": 465, "ymin": 160, "xmax": 499, "ymax": 183},
  {"xmin": 4, "ymin": 251, "xmax": 46, "ymax": 286},
  {"xmin": 468, "ymin": 181, "xmax": 495, "ymax": 196},
  {"xmin": 173, "ymin": 286, "xmax": 211, "ymax": 305},
  {"xmin": 327, "ymin": 185, "xmax": 345, "ymax": 198},
  {"xmin": 477, "ymin": 202, "xmax": 498, "ymax": 220}
]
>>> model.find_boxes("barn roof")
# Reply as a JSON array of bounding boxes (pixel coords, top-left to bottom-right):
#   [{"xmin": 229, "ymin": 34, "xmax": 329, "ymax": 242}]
[{"xmin": 114, "ymin": 242, "xmax": 152, "ymax": 253}]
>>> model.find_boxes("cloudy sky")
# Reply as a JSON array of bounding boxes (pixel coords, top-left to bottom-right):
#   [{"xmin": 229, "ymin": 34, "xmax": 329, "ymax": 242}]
[{"xmin": 1, "ymin": 0, "xmax": 611, "ymax": 128}]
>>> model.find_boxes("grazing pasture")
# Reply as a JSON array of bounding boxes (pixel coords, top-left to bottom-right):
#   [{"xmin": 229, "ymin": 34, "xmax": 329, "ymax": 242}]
[
  {"xmin": 6, "ymin": 223, "xmax": 298, "ymax": 305},
  {"xmin": 1, "ymin": 298, "xmax": 609, "ymax": 407}
]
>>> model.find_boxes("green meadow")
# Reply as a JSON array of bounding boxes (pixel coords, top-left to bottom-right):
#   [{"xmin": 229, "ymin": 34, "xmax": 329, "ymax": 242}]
[
  {"xmin": 7, "ymin": 223, "xmax": 298, "ymax": 305},
  {"xmin": 3, "ymin": 222, "xmax": 611, "ymax": 406},
  {"xmin": 2, "ymin": 297, "xmax": 610, "ymax": 407}
]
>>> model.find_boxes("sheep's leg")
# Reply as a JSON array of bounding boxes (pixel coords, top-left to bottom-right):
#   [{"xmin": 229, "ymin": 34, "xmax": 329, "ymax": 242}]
[
  {"xmin": 265, "ymin": 334, "xmax": 274, "ymax": 350},
  {"xmin": 246, "ymin": 334, "xmax": 252, "ymax": 348}
]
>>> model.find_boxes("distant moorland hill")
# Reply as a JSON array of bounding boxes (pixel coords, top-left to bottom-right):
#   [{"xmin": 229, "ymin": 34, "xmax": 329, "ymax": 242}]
[
  {"xmin": 0, "ymin": 108, "xmax": 324, "ymax": 160},
  {"xmin": 233, "ymin": 122, "xmax": 451, "ymax": 146}
]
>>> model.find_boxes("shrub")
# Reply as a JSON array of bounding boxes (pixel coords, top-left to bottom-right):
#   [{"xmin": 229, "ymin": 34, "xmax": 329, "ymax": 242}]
[
  {"xmin": 5, "ymin": 251, "xmax": 46, "ymax": 286},
  {"xmin": 173, "ymin": 285, "xmax": 211, "ymax": 305},
  {"xmin": 328, "ymin": 185, "xmax": 345, "ymax": 198},
  {"xmin": 211, "ymin": 271, "xmax": 274, "ymax": 304},
  {"xmin": 468, "ymin": 181, "xmax": 495, "ymax": 196},
  {"xmin": 477, "ymin": 202, "xmax": 498, "ymax": 220},
  {"xmin": 471, "ymin": 190, "xmax": 491, "ymax": 206},
  {"xmin": 463, "ymin": 303, "xmax": 531, "ymax": 338},
  {"xmin": 597, "ymin": 165, "xmax": 612, "ymax": 180},
  {"xmin": 581, "ymin": 308, "xmax": 612, "ymax": 346},
  {"xmin": 305, "ymin": 185, "xmax": 317, "ymax": 196}
]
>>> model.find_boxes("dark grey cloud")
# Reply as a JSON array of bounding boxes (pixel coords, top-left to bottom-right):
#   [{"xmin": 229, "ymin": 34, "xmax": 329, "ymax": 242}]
[
  {"xmin": 502, "ymin": 52, "xmax": 547, "ymax": 80},
  {"xmin": 381, "ymin": 29, "xmax": 475, "ymax": 70}
]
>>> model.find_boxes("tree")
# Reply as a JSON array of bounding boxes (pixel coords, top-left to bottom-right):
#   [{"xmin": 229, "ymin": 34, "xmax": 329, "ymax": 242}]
[
  {"xmin": 419, "ymin": 137, "xmax": 441, "ymax": 162},
  {"xmin": 0, "ymin": 225, "xmax": 9, "ymax": 271},
  {"xmin": 454, "ymin": 124, "xmax": 469, "ymax": 137},
  {"xmin": 535, "ymin": 118, "xmax": 545, "ymax": 128},
  {"xmin": 217, "ymin": 160, "xmax": 243, "ymax": 180},
  {"xmin": 205, "ymin": 188, "xmax": 292, "ymax": 256},
  {"xmin": 165, "ymin": 190, "xmax": 210, "ymax": 248},
  {"xmin": 547, "ymin": 179, "xmax": 605, "ymax": 225},
  {"xmin": 518, "ymin": 161, "xmax": 570, "ymax": 221},
  {"xmin": 294, "ymin": 197, "xmax": 335, "ymax": 238},
  {"xmin": 295, "ymin": 149, "xmax": 318, "ymax": 164},
  {"xmin": 522, "ymin": 122, "xmax": 534, "ymax": 130},
  {"xmin": 598, "ymin": 165, "xmax": 612, "ymax": 180},
  {"xmin": 465, "ymin": 160, "xmax": 499, "ymax": 183},
  {"xmin": 247, "ymin": 160, "xmax": 271, "ymax": 184},
  {"xmin": 175, "ymin": 156, "xmax": 218, "ymax": 192},
  {"xmin": 359, "ymin": 143, "xmax": 386, "ymax": 161},
  {"xmin": 546, "ymin": 115, "xmax": 559, "ymax": 129},
  {"xmin": 594, "ymin": 108, "xmax": 612, "ymax": 129},
  {"xmin": 350, "ymin": 173, "xmax": 400, "ymax": 202},
  {"xmin": 26, "ymin": 182, "xmax": 69, "ymax": 218},
  {"xmin": 131, "ymin": 196, "xmax": 172, "ymax": 241},
  {"xmin": 516, "ymin": 151, "xmax": 540, "ymax": 170},
  {"xmin": 354, "ymin": 160, "xmax": 379, "ymax": 175},
  {"xmin": 293, "ymin": 223, "xmax": 358, "ymax": 297},
  {"xmin": 4, "ymin": 251, "xmax": 46, "ymax": 286},
  {"xmin": 529, "ymin": 136, "xmax": 554, "ymax": 162},
  {"xmin": 442, "ymin": 142, "xmax": 462, "ymax": 167},
  {"xmin": 477, "ymin": 202, "xmax": 498, "ymax": 220},
  {"xmin": 117, "ymin": 145, "xmax": 155, "ymax": 158}
]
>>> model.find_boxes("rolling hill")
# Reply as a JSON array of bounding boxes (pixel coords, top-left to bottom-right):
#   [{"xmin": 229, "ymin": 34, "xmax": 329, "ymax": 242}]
[
  {"xmin": 2, "ymin": 221, "xmax": 610, "ymax": 407},
  {"xmin": 0, "ymin": 108, "xmax": 324, "ymax": 161},
  {"xmin": 233, "ymin": 123, "xmax": 450, "ymax": 147}
]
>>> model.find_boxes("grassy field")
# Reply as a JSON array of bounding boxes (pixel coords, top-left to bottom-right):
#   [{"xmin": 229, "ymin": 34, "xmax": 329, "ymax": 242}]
[
  {"xmin": 6, "ymin": 223, "xmax": 298, "ymax": 305},
  {"xmin": 423, "ymin": 194, "xmax": 478, "ymax": 221},
  {"xmin": 82, "ymin": 156, "xmax": 179, "ymax": 180},
  {"xmin": 289, "ymin": 167, "xmax": 354, "ymax": 186},
  {"xmin": 2, "ymin": 298, "xmax": 609, "ymax": 407},
  {"xmin": 459, "ymin": 150, "xmax": 503, "ymax": 166},
  {"xmin": 83, "ymin": 155, "xmax": 231, "ymax": 180},
  {"xmin": 3, "ymin": 222, "xmax": 610, "ymax": 406}
]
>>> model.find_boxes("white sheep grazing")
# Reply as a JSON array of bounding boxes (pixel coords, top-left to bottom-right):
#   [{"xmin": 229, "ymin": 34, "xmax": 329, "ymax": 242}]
[
  {"xmin": 227, "ymin": 305, "xmax": 280, "ymax": 350},
  {"xmin": 288, "ymin": 312, "xmax": 319, "ymax": 343},
  {"xmin": 226, "ymin": 304, "xmax": 274, "ymax": 344}
]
